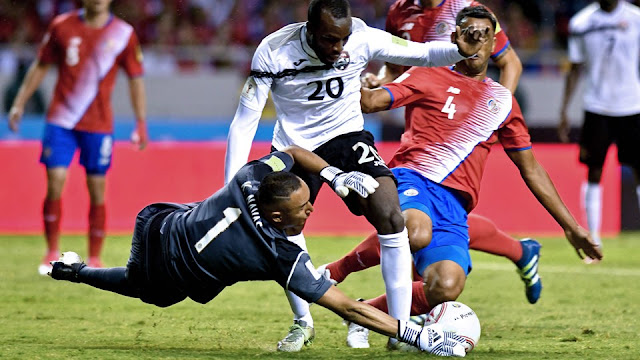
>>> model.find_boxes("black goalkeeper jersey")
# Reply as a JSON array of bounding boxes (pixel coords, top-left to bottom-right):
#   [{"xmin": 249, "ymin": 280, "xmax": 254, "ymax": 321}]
[{"xmin": 158, "ymin": 151, "xmax": 331, "ymax": 304}]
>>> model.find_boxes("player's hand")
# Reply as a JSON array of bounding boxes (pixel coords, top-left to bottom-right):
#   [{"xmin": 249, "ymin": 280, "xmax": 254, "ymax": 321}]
[
  {"xmin": 320, "ymin": 166, "xmax": 379, "ymax": 198},
  {"xmin": 417, "ymin": 323, "xmax": 466, "ymax": 357},
  {"xmin": 557, "ymin": 111, "xmax": 570, "ymax": 143},
  {"xmin": 8, "ymin": 105, "xmax": 23, "ymax": 132},
  {"xmin": 131, "ymin": 121, "xmax": 148, "ymax": 150},
  {"xmin": 564, "ymin": 225, "xmax": 603, "ymax": 261},
  {"xmin": 454, "ymin": 24, "xmax": 489, "ymax": 58},
  {"xmin": 361, "ymin": 72, "xmax": 381, "ymax": 89}
]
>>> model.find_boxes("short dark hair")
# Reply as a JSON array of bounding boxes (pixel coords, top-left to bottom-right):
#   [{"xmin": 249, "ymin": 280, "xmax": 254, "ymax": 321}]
[
  {"xmin": 456, "ymin": 5, "xmax": 497, "ymax": 32},
  {"xmin": 308, "ymin": 0, "xmax": 351, "ymax": 25},
  {"xmin": 256, "ymin": 172, "xmax": 302, "ymax": 208}
]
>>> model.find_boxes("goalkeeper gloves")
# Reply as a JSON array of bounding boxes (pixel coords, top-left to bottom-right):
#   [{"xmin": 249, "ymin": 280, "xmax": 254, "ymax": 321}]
[
  {"xmin": 397, "ymin": 321, "xmax": 466, "ymax": 357},
  {"xmin": 319, "ymin": 166, "xmax": 379, "ymax": 198}
]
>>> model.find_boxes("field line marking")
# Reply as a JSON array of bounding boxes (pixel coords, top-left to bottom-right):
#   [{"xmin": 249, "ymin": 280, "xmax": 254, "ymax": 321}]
[{"xmin": 473, "ymin": 262, "xmax": 640, "ymax": 277}]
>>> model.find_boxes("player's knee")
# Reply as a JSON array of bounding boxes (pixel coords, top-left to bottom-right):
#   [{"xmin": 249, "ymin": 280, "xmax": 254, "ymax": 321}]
[
  {"xmin": 370, "ymin": 205, "xmax": 405, "ymax": 234},
  {"xmin": 428, "ymin": 276, "xmax": 464, "ymax": 304}
]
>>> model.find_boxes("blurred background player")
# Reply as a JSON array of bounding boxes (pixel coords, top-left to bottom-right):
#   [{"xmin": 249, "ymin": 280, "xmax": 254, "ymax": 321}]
[
  {"xmin": 224, "ymin": 0, "xmax": 486, "ymax": 352},
  {"xmin": 48, "ymin": 145, "xmax": 467, "ymax": 357},
  {"xmin": 7, "ymin": 0, "xmax": 148, "ymax": 274},
  {"xmin": 337, "ymin": 5, "xmax": 602, "ymax": 349},
  {"xmin": 358, "ymin": 0, "xmax": 541, "ymax": 305},
  {"xmin": 558, "ymin": 0, "xmax": 640, "ymax": 260}
]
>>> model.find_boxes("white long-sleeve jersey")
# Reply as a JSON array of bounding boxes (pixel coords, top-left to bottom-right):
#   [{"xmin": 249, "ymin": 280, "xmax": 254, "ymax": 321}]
[{"xmin": 225, "ymin": 17, "xmax": 466, "ymax": 183}]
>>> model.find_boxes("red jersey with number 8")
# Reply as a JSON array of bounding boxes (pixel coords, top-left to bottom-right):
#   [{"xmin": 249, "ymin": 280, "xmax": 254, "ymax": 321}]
[{"xmin": 38, "ymin": 10, "xmax": 144, "ymax": 133}]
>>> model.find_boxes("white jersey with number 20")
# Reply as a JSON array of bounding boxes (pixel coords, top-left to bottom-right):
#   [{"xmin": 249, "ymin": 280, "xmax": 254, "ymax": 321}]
[{"xmin": 225, "ymin": 17, "xmax": 466, "ymax": 183}]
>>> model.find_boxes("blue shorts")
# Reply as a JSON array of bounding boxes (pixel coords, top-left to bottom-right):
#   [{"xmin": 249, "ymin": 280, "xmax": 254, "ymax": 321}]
[
  {"xmin": 40, "ymin": 123, "xmax": 113, "ymax": 175},
  {"xmin": 392, "ymin": 168, "xmax": 472, "ymax": 276}
]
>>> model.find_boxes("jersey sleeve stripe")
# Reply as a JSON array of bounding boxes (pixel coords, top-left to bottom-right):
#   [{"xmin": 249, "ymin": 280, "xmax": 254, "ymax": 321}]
[
  {"xmin": 504, "ymin": 145, "xmax": 532, "ymax": 152},
  {"xmin": 285, "ymin": 251, "xmax": 306, "ymax": 291},
  {"xmin": 490, "ymin": 41, "xmax": 510, "ymax": 59},
  {"xmin": 382, "ymin": 86, "xmax": 395, "ymax": 110}
]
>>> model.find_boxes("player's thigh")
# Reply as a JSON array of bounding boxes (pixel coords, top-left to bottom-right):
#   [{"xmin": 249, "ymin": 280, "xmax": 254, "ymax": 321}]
[
  {"xmin": 613, "ymin": 113, "xmax": 640, "ymax": 171},
  {"xmin": 77, "ymin": 130, "xmax": 113, "ymax": 175},
  {"xmin": 403, "ymin": 208, "xmax": 433, "ymax": 252},
  {"xmin": 579, "ymin": 112, "xmax": 614, "ymax": 168},
  {"xmin": 40, "ymin": 123, "xmax": 77, "ymax": 169}
]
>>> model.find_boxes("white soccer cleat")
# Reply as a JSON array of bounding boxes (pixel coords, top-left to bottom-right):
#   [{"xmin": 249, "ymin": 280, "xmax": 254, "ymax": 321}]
[
  {"xmin": 346, "ymin": 322, "xmax": 370, "ymax": 348},
  {"xmin": 316, "ymin": 264, "xmax": 338, "ymax": 285},
  {"xmin": 38, "ymin": 263, "xmax": 52, "ymax": 276}
]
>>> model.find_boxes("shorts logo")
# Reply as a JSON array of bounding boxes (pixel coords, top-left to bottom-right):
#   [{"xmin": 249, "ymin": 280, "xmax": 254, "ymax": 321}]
[
  {"xmin": 487, "ymin": 98, "xmax": 500, "ymax": 114},
  {"xmin": 333, "ymin": 51, "xmax": 350, "ymax": 70},
  {"xmin": 435, "ymin": 22, "xmax": 451, "ymax": 35},
  {"xmin": 403, "ymin": 188, "xmax": 419, "ymax": 197}
]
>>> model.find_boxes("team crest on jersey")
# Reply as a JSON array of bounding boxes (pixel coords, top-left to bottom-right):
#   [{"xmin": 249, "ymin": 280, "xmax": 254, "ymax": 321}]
[
  {"xmin": 435, "ymin": 22, "xmax": 452, "ymax": 35},
  {"xmin": 333, "ymin": 51, "xmax": 350, "ymax": 70},
  {"xmin": 403, "ymin": 188, "xmax": 419, "ymax": 197},
  {"xmin": 487, "ymin": 98, "xmax": 501, "ymax": 114}
]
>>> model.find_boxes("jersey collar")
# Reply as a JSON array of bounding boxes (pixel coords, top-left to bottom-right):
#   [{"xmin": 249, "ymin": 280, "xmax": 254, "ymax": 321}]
[
  {"xmin": 78, "ymin": 9, "xmax": 114, "ymax": 28},
  {"xmin": 300, "ymin": 23, "xmax": 321, "ymax": 61}
]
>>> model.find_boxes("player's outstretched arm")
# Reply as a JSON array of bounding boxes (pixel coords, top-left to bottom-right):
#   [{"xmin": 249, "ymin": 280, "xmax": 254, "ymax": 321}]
[
  {"xmin": 558, "ymin": 63, "xmax": 583, "ymax": 143},
  {"xmin": 8, "ymin": 60, "xmax": 50, "ymax": 132},
  {"xmin": 507, "ymin": 148, "xmax": 603, "ymax": 261},
  {"xmin": 492, "ymin": 46, "xmax": 522, "ymax": 93},
  {"xmin": 315, "ymin": 286, "xmax": 466, "ymax": 356}
]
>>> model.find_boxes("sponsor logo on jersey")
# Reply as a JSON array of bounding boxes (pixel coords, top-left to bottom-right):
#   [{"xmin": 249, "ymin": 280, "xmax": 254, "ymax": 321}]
[
  {"xmin": 391, "ymin": 35, "xmax": 408, "ymax": 47},
  {"xmin": 293, "ymin": 58, "xmax": 307, "ymax": 66},
  {"xmin": 333, "ymin": 51, "xmax": 350, "ymax": 70},
  {"xmin": 487, "ymin": 98, "xmax": 500, "ymax": 114},
  {"xmin": 241, "ymin": 77, "xmax": 257, "ymax": 100},
  {"xmin": 403, "ymin": 188, "xmax": 419, "ymax": 197},
  {"xmin": 435, "ymin": 21, "xmax": 451, "ymax": 35}
]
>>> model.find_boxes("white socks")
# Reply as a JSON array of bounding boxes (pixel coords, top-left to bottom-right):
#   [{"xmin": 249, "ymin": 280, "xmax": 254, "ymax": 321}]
[
  {"xmin": 636, "ymin": 186, "xmax": 640, "ymax": 215},
  {"xmin": 378, "ymin": 228, "xmax": 412, "ymax": 321},
  {"xmin": 582, "ymin": 182, "xmax": 602, "ymax": 246},
  {"xmin": 285, "ymin": 233, "xmax": 313, "ymax": 327}
]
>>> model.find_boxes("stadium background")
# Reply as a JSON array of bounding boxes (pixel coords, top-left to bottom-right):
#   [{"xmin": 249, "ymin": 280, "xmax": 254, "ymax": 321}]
[{"xmin": 0, "ymin": 0, "xmax": 638, "ymax": 234}]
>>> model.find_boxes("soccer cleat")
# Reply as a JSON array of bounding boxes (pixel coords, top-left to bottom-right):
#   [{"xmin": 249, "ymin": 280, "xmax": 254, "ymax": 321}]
[
  {"xmin": 387, "ymin": 337, "xmax": 419, "ymax": 352},
  {"xmin": 515, "ymin": 238, "xmax": 542, "ymax": 304},
  {"xmin": 48, "ymin": 251, "xmax": 86, "ymax": 283},
  {"xmin": 276, "ymin": 320, "xmax": 315, "ymax": 352},
  {"xmin": 316, "ymin": 263, "xmax": 338, "ymax": 285},
  {"xmin": 346, "ymin": 321, "xmax": 370, "ymax": 348}
]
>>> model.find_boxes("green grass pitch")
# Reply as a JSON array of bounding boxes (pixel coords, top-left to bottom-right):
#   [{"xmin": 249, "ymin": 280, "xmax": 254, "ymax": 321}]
[{"xmin": 1, "ymin": 233, "xmax": 639, "ymax": 359}]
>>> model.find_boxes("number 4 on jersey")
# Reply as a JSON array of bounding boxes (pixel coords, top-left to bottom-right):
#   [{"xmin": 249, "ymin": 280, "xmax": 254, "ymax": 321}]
[{"xmin": 441, "ymin": 86, "xmax": 460, "ymax": 119}]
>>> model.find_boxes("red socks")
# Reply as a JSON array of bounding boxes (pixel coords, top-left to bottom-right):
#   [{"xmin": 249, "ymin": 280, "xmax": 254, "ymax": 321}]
[
  {"xmin": 43, "ymin": 199, "xmax": 61, "ymax": 256},
  {"xmin": 88, "ymin": 204, "xmax": 106, "ymax": 262},
  {"xmin": 365, "ymin": 281, "xmax": 430, "ymax": 315},
  {"xmin": 326, "ymin": 232, "xmax": 381, "ymax": 283},
  {"xmin": 468, "ymin": 214, "xmax": 522, "ymax": 263}
]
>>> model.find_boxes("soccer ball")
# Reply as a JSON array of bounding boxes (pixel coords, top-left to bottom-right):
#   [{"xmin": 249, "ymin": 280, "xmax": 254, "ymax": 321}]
[
  {"xmin": 424, "ymin": 301, "xmax": 481, "ymax": 352},
  {"xmin": 60, "ymin": 251, "xmax": 83, "ymax": 265}
]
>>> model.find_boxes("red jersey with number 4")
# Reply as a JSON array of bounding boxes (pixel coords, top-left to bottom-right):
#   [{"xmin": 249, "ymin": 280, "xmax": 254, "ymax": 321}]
[
  {"xmin": 386, "ymin": 0, "xmax": 510, "ymax": 61},
  {"xmin": 38, "ymin": 10, "xmax": 144, "ymax": 133},
  {"xmin": 383, "ymin": 66, "xmax": 531, "ymax": 211}
]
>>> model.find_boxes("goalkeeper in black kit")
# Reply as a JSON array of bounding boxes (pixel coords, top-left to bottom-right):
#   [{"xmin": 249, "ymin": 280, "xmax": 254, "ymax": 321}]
[{"xmin": 48, "ymin": 145, "xmax": 468, "ymax": 357}]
